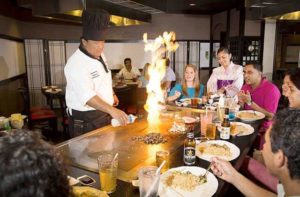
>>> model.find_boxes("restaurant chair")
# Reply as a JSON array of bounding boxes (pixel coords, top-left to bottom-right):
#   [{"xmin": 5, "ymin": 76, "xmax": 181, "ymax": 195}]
[
  {"xmin": 18, "ymin": 87, "xmax": 57, "ymax": 133},
  {"xmin": 58, "ymin": 95, "xmax": 70, "ymax": 139},
  {"xmin": 126, "ymin": 87, "xmax": 147, "ymax": 115}
]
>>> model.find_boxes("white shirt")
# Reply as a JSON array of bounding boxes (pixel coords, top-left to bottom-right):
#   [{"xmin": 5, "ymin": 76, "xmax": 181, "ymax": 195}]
[
  {"xmin": 162, "ymin": 66, "xmax": 176, "ymax": 82},
  {"xmin": 117, "ymin": 66, "xmax": 141, "ymax": 80},
  {"xmin": 207, "ymin": 62, "xmax": 244, "ymax": 94},
  {"xmin": 64, "ymin": 49, "xmax": 114, "ymax": 112}
]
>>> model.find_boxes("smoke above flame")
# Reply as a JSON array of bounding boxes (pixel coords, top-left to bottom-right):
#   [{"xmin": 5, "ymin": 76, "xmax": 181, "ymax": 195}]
[{"xmin": 143, "ymin": 32, "xmax": 179, "ymax": 125}]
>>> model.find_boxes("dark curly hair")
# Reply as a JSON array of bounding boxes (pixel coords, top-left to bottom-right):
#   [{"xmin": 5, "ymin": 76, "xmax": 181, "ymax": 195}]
[
  {"xmin": 270, "ymin": 108, "xmax": 300, "ymax": 179},
  {"xmin": 124, "ymin": 57, "xmax": 131, "ymax": 64},
  {"xmin": 0, "ymin": 130, "xmax": 71, "ymax": 197}
]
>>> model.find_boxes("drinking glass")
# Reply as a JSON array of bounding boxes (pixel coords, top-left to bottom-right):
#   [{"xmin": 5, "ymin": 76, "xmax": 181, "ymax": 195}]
[
  {"xmin": 200, "ymin": 113, "xmax": 213, "ymax": 137},
  {"xmin": 98, "ymin": 152, "xmax": 118, "ymax": 194},
  {"xmin": 156, "ymin": 150, "xmax": 169, "ymax": 173},
  {"xmin": 206, "ymin": 123, "xmax": 217, "ymax": 140},
  {"xmin": 228, "ymin": 108, "xmax": 236, "ymax": 120},
  {"xmin": 138, "ymin": 166, "xmax": 160, "ymax": 197},
  {"xmin": 191, "ymin": 98, "xmax": 198, "ymax": 108}
]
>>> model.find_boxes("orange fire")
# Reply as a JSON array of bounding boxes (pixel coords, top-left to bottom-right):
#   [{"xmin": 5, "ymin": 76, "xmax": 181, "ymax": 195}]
[{"xmin": 143, "ymin": 32, "xmax": 179, "ymax": 126}]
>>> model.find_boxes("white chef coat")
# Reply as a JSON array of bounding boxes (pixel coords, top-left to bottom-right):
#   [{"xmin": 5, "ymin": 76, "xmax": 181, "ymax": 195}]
[
  {"xmin": 207, "ymin": 62, "xmax": 244, "ymax": 94},
  {"xmin": 64, "ymin": 49, "xmax": 114, "ymax": 112},
  {"xmin": 117, "ymin": 66, "xmax": 141, "ymax": 80}
]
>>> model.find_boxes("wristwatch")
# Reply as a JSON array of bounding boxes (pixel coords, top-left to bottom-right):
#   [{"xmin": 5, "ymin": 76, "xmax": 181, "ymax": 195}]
[{"xmin": 246, "ymin": 99, "xmax": 252, "ymax": 105}]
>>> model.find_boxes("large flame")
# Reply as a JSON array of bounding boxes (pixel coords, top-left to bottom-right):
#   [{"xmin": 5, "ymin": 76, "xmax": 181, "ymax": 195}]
[{"xmin": 143, "ymin": 32, "xmax": 179, "ymax": 126}]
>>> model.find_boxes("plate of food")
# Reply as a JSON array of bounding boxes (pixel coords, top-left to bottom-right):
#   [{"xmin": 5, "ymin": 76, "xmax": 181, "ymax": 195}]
[
  {"xmin": 230, "ymin": 122, "xmax": 254, "ymax": 136},
  {"xmin": 158, "ymin": 166, "xmax": 218, "ymax": 197},
  {"xmin": 72, "ymin": 186, "xmax": 108, "ymax": 197},
  {"xmin": 196, "ymin": 140, "xmax": 240, "ymax": 161},
  {"xmin": 236, "ymin": 110, "xmax": 265, "ymax": 122}
]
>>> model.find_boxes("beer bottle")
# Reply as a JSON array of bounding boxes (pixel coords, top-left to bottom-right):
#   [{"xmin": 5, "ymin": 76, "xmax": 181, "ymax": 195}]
[
  {"xmin": 220, "ymin": 114, "xmax": 230, "ymax": 140},
  {"xmin": 184, "ymin": 132, "xmax": 196, "ymax": 165}
]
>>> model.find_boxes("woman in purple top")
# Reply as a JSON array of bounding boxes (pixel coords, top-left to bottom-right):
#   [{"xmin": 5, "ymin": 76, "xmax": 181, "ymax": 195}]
[{"xmin": 207, "ymin": 47, "xmax": 243, "ymax": 96}]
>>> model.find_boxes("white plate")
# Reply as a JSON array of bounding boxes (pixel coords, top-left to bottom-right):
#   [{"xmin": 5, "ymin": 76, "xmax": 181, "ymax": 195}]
[
  {"xmin": 113, "ymin": 84, "xmax": 127, "ymax": 88},
  {"xmin": 179, "ymin": 98, "xmax": 191, "ymax": 104},
  {"xmin": 182, "ymin": 116, "xmax": 197, "ymax": 123},
  {"xmin": 196, "ymin": 140, "xmax": 240, "ymax": 161},
  {"xmin": 236, "ymin": 110, "xmax": 265, "ymax": 122},
  {"xmin": 230, "ymin": 122, "xmax": 254, "ymax": 136},
  {"xmin": 158, "ymin": 166, "xmax": 218, "ymax": 197},
  {"xmin": 45, "ymin": 88, "xmax": 62, "ymax": 93}
]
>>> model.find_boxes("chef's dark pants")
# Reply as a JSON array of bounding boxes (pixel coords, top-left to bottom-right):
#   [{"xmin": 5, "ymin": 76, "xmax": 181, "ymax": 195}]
[{"xmin": 68, "ymin": 109, "xmax": 111, "ymax": 138}]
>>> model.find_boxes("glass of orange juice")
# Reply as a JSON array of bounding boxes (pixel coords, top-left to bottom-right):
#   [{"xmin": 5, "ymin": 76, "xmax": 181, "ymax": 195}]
[{"xmin": 98, "ymin": 152, "xmax": 118, "ymax": 194}]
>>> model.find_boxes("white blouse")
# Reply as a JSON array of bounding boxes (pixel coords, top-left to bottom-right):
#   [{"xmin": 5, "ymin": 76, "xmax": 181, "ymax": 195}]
[{"xmin": 207, "ymin": 62, "xmax": 244, "ymax": 94}]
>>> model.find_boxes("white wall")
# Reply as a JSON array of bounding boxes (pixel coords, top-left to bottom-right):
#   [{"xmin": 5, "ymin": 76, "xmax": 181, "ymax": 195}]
[
  {"xmin": 262, "ymin": 19, "xmax": 277, "ymax": 80},
  {"xmin": 0, "ymin": 39, "xmax": 26, "ymax": 81}
]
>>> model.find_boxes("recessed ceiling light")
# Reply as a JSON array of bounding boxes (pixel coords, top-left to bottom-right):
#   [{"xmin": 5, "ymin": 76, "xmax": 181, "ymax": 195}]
[{"xmin": 189, "ymin": 3, "xmax": 196, "ymax": 6}]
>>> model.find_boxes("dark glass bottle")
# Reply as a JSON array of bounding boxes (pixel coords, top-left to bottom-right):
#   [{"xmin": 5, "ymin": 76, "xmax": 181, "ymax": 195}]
[
  {"xmin": 220, "ymin": 115, "xmax": 231, "ymax": 140},
  {"xmin": 184, "ymin": 132, "xmax": 196, "ymax": 165}
]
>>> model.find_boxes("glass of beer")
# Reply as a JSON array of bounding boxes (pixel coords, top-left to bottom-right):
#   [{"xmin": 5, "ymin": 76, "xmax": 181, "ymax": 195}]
[
  {"xmin": 156, "ymin": 150, "xmax": 170, "ymax": 173},
  {"xmin": 206, "ymin": 123, "xmax": 217, "ymax": 140},
  {"xmin": 98, "ymin": 152, "xmax": 118, "ymax": 194}
]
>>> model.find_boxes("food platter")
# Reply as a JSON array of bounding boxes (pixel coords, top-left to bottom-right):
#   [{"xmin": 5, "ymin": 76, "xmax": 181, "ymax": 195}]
[
  {"xmin": 196, "ymin": 140, "xmax": 240, "ymax": 161},
  {"xmin": 236, "ymin": 110, "xmax": 265, "ymax": 122},
  {"xmin": 72, "ymin": 186, "xmax": 108, "ymax": 197},
  {"xmin": 158, "ymin": 166, "xmax": 218, "ymax": 197},
  {"xmin": 230, "ymin": 122, "xmax": 254, "ymax": 136}
]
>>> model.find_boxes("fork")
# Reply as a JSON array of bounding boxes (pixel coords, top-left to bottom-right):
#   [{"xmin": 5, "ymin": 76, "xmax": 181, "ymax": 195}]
[
  {"xmin": 199, "ymin": 162, "xmax": 212, "ymax": 179},
  {"xmin": 204, "ymin": 162, "xmax": 212, "ymax": 177}
]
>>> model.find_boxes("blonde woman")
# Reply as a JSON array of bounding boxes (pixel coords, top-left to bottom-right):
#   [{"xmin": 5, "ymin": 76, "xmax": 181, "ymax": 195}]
[{"xmin": 167, "ymin": 64, "xmax": 204, "ymax": 102}]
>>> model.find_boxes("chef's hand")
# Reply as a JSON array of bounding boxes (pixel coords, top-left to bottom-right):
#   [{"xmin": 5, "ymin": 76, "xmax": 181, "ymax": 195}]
[
  {"xmin": 113, "ymin": 94, "xmax": 119, "ymax": 106},
  {"xmin": 211, "ymin": 157, "xmax": 239, "ymax": 184},
  {"xmin": 109, "ymin": 107, "xmax": 128, "ymax": 126}
]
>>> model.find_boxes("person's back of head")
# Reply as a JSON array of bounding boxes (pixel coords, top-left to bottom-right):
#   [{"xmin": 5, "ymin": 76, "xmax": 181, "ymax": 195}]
[
  {"xmin": 270, "ymin": 108, "xmax": 300, "ymax": 180},
  {"xmin": 0, "ymin": 130, "xmax": 70, "ymax": 197}
]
